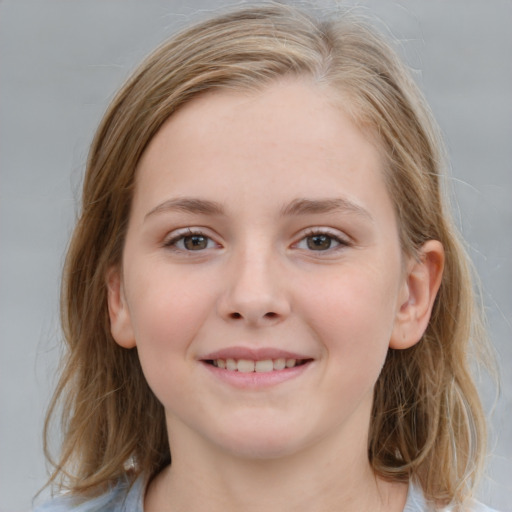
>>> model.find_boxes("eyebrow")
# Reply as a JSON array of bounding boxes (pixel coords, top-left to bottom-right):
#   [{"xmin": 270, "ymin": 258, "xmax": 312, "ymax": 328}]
[
  {"xmin": 280, "ymin": 197, "xmax": 373, "ymax": 221},
  {"xmin": 144, "ymin": 196, "xmax": 372, "ymax": 221},
  {"xmin": 145, "ymin": 198, "xmax": 225, "ymax": 220}
]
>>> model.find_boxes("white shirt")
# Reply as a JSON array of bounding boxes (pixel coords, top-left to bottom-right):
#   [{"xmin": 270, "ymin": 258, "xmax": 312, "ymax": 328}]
[{"xmin": 34, "ymin": 475, "xmax": 500, "ymax": 512}]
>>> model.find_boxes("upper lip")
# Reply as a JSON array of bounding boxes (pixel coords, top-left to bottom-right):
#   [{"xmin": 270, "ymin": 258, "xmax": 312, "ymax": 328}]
[{"xmin": 200, "ymin": 347, "xmax": 312, "ymax": 361}]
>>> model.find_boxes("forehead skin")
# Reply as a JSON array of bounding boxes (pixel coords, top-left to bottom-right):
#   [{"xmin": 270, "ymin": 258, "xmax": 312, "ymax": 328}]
[{"xmin": 132, "ymin": 78, "xmax": 395, "ymax": 242}]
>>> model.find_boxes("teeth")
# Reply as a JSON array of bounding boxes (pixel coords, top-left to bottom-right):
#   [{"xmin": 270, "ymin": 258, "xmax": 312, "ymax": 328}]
[
  {"xmin": 237, "ymin": 359, "xmax": 255, "ymax": 373},
  {"xmin": 255, "ymin": 359, "xmax": 273, "ymax": 372},
  {"xmin": 211, "ymin": 358, "xmax": 302, "ymax": 372},
  {"xmin": 273, "ymin": 358, "xmax": 286, "ymax": 370}
]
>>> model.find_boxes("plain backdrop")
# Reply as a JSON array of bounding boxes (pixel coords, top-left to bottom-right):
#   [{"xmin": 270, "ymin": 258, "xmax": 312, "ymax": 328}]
[{"xmin": 1, "ymin": 1, "xmax": 511, "ymax": 510}]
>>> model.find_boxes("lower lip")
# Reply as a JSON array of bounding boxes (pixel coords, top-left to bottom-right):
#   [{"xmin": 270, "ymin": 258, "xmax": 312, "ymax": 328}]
[{"xmin": 201, "ymin": 361, "xmax": 313, "ymax": 389}]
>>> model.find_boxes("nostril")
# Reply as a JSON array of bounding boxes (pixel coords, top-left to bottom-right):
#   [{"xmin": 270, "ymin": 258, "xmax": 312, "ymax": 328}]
[{"xmin": 226, "ymin": 311, "xmax": 281, "ymax": 321}]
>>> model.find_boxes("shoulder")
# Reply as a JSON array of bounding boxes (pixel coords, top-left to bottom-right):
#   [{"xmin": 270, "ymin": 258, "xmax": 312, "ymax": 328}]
[
  {"xmin": 33, "ymin": 475, "xmax": 145, "ymax": 512},
  {"xmin": 405, "ymin": 484, "xmax": 502, "ymax": 512},
  {"xmin": 470, "ymin": 503, "xmax": 502, "ymax": 512}
]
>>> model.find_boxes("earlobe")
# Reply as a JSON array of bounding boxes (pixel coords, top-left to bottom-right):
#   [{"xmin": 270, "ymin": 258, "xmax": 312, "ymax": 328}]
[
  {"xmin": 106, "ymin": 267, "xmax": 136, "ymax": 349},
  {"xmin": 390, "ymin": 240, "xmax": 444, "ymax": 350}
]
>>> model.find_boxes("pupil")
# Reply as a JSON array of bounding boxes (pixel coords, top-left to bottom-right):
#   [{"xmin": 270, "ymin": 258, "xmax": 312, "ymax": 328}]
[
  {"xmin": 184, "ymin": 235, "xmax": 207, "ymax": 250},
  {"xmin": 307, "ymin": 235, "xmax": 331, "ymax": 250}
]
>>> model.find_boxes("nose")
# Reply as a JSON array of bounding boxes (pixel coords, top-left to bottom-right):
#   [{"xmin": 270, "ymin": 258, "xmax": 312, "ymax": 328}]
[{"xmin": 217, "ymin": 248, "xmax": 291, "ymax": 327}]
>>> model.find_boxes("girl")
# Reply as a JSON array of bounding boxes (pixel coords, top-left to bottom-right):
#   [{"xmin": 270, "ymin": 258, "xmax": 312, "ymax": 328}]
[{"xmin": 37, "ymin": 4, "xmax": 499, "ymax": 511}]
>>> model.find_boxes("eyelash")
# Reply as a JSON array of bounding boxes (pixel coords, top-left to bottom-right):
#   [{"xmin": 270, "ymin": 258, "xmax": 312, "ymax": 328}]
[
  {"xmin": 295, "ymin": 228, "xmax": 351, "ymax": 253},
  {"xmin": 163, "ymin": 229, "xmax": 219, "ymax": 252},
  {"xmin": 162, "ymin": 228, "xmax": 351, "ymax": 253}
]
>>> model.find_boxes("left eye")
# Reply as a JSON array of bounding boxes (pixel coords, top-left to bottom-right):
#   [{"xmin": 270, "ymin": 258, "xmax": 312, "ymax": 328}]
[{"xmin": 295, "ymin": 232, "xmax": 346, "ymax": 251}]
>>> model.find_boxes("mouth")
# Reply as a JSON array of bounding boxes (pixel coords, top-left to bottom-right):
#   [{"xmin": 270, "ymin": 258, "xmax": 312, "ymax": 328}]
[
  {"xmin": 203, "ymin": 358, "xmax": 312, "ymax": 373},
  {"xmin": 199, "ymin": 348, "xmax": 314, "ymax": 387}
]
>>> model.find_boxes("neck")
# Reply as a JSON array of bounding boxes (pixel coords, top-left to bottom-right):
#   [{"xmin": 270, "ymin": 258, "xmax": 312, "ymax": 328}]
[{"xmin": 145, "ymin": 420, "xmax": 407, "ymax": 512}]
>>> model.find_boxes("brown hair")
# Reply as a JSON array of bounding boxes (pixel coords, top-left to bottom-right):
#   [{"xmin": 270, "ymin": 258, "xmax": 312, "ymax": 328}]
[{"xmin": 44, "ymin": 3, "xmax": 493, "ymax": 507}]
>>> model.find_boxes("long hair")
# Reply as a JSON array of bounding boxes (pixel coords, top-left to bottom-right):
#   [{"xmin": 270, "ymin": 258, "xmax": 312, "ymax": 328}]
[{"xmin": 44, "ymin": 3, "xmax": 493, "ymax": 506}]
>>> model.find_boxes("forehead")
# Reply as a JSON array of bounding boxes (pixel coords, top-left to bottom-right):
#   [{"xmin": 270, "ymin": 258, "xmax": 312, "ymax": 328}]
[{"xmin": 133, "ymin": 79, "xmax": 392, "ymax": 221}]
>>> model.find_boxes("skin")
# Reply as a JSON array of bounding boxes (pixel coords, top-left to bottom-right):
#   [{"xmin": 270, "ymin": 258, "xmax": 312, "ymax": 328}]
[{"xmin": 107, "ymin": 78, "xmax": 444, "ymax": 512}]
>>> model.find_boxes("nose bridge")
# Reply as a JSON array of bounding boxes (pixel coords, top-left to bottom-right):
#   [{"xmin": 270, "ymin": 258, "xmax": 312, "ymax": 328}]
[{"xmin": 219, "ymin": 235, "xmax": 290, "ymax": 325}]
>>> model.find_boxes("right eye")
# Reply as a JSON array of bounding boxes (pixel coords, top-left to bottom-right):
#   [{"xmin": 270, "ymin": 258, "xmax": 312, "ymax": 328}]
[{"xmin": 164, "ymin": 230, "xmax": 218, "ymax": 252}]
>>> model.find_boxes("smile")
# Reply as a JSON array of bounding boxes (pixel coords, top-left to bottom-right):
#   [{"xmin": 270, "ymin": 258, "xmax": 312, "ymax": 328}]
[
  {"xmin": 206, "ymin": 358, "xmax": 309, "ymax": 373},
  {"xmin": 200, "ymin": 348, "xmax": 314, "ymax": 388}
]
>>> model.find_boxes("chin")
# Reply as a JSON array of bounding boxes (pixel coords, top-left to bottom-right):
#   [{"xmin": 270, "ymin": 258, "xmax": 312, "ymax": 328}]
[{"xmin": 210, "ymin": 420, "xmax": 313, "ymax": 461}]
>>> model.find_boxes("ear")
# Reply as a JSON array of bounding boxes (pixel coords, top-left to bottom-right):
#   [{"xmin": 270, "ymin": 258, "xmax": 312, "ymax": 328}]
[
  {"xmin": 390, "ymin": 240, "xmax": 444, "ymax": 350},
  {"xmin": 106, "ymin": 266, "xmax": 136, "ymax": 349}
]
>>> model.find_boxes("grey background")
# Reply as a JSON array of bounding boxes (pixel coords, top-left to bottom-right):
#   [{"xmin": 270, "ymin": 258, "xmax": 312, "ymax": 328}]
[{"xmin": 0, "ymin": 1, "xmax": 511, "ymax": 510}]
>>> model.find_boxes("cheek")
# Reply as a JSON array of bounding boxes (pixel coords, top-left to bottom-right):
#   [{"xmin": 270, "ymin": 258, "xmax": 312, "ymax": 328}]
[
  {"xmin": 125, "ymin": 273, "xmax": 216, "ymax": 405},
  {"xmin": 125, "ymin": 267, "xmax": 215, "ymax": 359},
  {"xmin": 297, "ymin": 263, "xmax": 400, "ymax": 360}
]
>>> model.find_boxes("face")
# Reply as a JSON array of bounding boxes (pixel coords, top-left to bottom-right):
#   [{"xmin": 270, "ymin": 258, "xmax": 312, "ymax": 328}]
[{"xmin": 108, "ymin": 79, "xmax": 416, "ymax": 461}]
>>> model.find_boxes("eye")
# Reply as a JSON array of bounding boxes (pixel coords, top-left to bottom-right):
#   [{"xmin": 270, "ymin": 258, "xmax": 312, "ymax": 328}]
[
  {"xmin": 295, "ymin": 230, "xmax": 349, "ymax": 252},
  {"xmin": 164, "ymin": 229, "xmax": 218, "ymax": 251}
]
